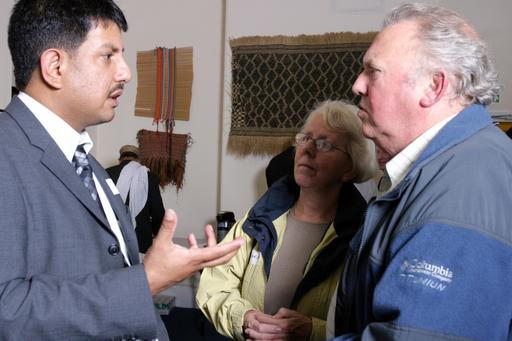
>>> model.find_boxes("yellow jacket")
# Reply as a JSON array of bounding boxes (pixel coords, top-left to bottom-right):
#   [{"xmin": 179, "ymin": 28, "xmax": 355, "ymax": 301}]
[{"xmin": 196, "ymin": 210, "xmax": 342, "ymax": 341}]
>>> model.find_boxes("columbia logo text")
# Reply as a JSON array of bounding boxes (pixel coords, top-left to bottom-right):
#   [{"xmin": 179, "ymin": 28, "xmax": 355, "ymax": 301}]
[{"xmin": 399, "ymin": 258, "xmax": 454, "ymax": 291}]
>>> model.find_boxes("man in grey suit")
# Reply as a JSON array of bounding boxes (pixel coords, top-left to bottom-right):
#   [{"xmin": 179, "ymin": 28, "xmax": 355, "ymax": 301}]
[{"xmin": 0, "ymin": 0, "xmax": 243, "ymax": 339}]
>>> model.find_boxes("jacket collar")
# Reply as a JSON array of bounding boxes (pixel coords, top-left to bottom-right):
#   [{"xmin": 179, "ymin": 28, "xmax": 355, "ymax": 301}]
[
  {"xmin": 418, "ymin": 104, "xmax": 492, "ymax": 166},
  {"xmin": 242, "ymin": 174, "xmax": 366, "ymax": 279},
  {"xmin": 242, "ymin": 175, "xmax": 299, "ymax": 277},
  {"xmin": 382, "ymin": 104, "xmax": 493, "ymax": 199}
]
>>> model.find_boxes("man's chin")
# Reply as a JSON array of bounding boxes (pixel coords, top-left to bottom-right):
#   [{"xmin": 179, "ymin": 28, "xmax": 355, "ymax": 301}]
[
  {"xmin": 88, "ymin": 112, "xmax": 116, "ymax": 128},
  {"xmin": 103, "ymin": 109, "xmax": 117, "ymax": 122}
]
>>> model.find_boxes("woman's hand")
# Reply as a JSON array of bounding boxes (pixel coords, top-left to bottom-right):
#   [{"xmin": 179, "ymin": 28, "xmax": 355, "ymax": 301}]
[{"xmin": 244, "ymin": 308, "xmax": 312, "ymax": 341}]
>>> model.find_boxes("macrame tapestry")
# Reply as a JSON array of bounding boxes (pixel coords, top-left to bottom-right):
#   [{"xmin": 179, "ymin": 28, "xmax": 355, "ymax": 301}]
[
  {"xmin": 137, "ymin": 129, "xmax": 191, "ymax": 190},
  {"xmin": 228, "ymin": 32, "xmax": 377, "ymax": 156},
  {"xmin": 134, "ymin": 46, "xmax": 193, "ymax": 123}
]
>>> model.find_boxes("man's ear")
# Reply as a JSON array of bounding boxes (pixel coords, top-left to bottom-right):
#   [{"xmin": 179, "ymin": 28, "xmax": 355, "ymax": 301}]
[
  {"xmin": 420, "ymin": 71, "xmax": 448, "ymax": 107},
  {"xmin": 39, "ymin": 48, "xmax": 66, "ymax": 89}
]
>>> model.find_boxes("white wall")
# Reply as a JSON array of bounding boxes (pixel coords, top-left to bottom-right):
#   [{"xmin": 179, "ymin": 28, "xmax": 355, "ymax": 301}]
[{"xmin": 1, "ymin": 0, "xmax": 511, "ymax": 235}]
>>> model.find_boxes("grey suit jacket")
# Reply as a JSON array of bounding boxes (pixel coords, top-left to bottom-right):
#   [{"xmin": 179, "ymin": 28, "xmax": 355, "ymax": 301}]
[{"xmin": 0, "ymin": 97, "xmax": 168, "ymax": 340}]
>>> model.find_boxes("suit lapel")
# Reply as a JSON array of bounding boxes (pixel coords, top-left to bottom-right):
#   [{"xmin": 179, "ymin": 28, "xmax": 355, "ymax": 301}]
[
  {"xmin": 91, "ymin": 158, "xmax": 140, "ymax": 265},
  {"xmin": 6, "ymin": 96, "xmax": 141, "ymax": 264},
  {"xmin": 40, "ymin": 148, "xmax": 111, "ymax": 227},
  {"xmin": 5, "ymin": 97, "xmax": 111, "ymax": 230}
]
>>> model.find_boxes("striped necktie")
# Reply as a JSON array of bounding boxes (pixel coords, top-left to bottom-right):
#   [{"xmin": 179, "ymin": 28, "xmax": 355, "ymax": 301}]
[{"xmin": 72, "ymin": 144, "xmax": 99, "ymax": 202}]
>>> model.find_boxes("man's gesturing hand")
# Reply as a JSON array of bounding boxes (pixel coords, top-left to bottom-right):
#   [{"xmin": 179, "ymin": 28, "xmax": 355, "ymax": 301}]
[{"xmin": 143, "ymin": 209, "xmax": 244, "ymax": 295}]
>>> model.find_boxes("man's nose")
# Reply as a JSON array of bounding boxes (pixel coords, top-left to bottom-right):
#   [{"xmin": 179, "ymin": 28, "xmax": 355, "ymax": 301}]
[
  {"xmin": 117, "ymin": 57, "xmax": 131, "ymax": 83},
  {"xmin": 352, "ymin": 72, "xmax": 366, "ymax": 96}
]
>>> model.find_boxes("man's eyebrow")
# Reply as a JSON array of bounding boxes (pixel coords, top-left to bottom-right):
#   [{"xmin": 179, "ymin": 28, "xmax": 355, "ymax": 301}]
[
  {"xmin": 363, "ymin": 58, "xmax": 382, "ymax": 70},
  {"xmin": 100, "ymin": 43, "xmax": 122, "ymax": 52},
  {"xmin": 362, "ymin": 56, "xmax": 374, "ymax": 66}
]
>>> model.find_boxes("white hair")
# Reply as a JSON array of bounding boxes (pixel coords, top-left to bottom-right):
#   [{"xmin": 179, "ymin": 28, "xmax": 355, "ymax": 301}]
[{"xmin": 384, "ymin": 3, "xmax": 500, "ymax": 106}]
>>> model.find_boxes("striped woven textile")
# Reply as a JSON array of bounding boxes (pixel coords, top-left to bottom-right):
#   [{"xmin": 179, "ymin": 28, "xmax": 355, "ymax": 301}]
[{"xmin": 135, "ymin": 47, "xmax": 193, "ymax": 125}]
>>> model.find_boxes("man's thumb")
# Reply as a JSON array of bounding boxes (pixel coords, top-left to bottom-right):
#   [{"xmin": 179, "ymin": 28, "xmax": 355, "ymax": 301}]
[{"xmin": 156, "ymin": 209, "xmax": 177, "ymax": 242}]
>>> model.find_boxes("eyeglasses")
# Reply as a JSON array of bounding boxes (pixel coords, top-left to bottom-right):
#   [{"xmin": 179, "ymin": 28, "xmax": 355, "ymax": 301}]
[{"xmin": 295, "ymin": 133, "xmax": 346, "ymax": 153}]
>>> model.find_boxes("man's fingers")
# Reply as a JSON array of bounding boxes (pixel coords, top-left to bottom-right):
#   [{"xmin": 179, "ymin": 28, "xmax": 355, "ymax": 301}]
[
  {"xmin": 188, "ymin": 233, "xmax": 198, "ymax": 248},
  {"xmin": 202, "ymin": 249, "xmax": 238, "ymax": 268},
  {"xmin": 154, "ymin": 209, "xmax": 177, "ymax": 243},
  {"xmin": 193, "ymin": 237, "xmax": 244, "ymax": 267},
  {"xmin": 204, "ymin": 224, "xmax": 217, "ymax": 247}
]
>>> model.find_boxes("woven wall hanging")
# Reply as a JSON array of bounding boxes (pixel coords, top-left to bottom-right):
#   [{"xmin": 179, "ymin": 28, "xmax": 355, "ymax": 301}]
[
  {"xmin": 228, "ymin": 32, "xmax": 376, "ymax": 156},
  {"xmin": 135, "ymin": 46, "xmax": 193, "ymax": 122},
  {"xmin": 137, "ymin": 129, "xmax": 191, "ymax": 190},
  {"xmin": 134, "ymin": 46, "xmax": 194, "ymax": 190}
]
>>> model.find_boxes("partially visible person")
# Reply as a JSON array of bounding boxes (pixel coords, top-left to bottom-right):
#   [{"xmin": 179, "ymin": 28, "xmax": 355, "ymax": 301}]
[
  {"xmin": 0, "ymin": 0, "xmax": 243, "ymax": 339},
  {"xmin": 106, "ymin": 144, "xmax": 165, "ymax": 254},
  {"xmin": 265, "ymin": 145, "xmax": 295, "ymax": 188},
  {"xmin": 196, "ymin": 100, "xmax": 379, "ymax": 341},
  {"xmin": 332, "ymin": 3, "xmax": 512, "ymax": 340}
]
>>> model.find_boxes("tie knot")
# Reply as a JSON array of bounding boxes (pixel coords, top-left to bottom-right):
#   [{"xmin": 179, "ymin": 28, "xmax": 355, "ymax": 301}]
[
  {"xmin": 73, "ymin": 144, "xmax": 89, "ymax": 171},
  {"xmin": 76, "ymin": 143, "xmax": 86, "ymax": 154},
  {"xmin": 72, "ymin": 144, "xmax": 98, "ymax": 202}
]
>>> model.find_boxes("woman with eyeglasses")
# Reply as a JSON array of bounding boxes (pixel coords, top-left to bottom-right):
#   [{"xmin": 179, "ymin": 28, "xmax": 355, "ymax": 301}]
[{"xmin": 196, "ymin": 100, "xmax": 379, "ymax": 341}]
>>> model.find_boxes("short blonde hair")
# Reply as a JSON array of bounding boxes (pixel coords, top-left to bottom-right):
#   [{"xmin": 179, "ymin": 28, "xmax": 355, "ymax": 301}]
[{"xmin": 303, "ymin": 100, "xmax": 378, "ymax": 183}]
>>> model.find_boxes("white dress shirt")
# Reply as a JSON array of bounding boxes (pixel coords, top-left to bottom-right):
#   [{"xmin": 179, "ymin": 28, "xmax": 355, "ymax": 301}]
[{"xmin": 378, "ymin": 114, "xmax": 456, "ymax": 196}]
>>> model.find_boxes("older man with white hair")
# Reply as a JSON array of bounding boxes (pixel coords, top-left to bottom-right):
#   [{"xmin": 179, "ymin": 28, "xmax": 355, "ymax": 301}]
[{"xmin": 331, "ymin": 3, "xmax": 512, "ymax": 340}]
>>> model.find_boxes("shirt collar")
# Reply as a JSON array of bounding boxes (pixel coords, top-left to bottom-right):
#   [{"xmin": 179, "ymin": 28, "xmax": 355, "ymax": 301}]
[
  {"xmin": 379, "ymin": 114, "xmax": 457, "ymax": 195},
  {"xmin": 18, "ymin": 91, "xmax": 93, "ymax": 162}
]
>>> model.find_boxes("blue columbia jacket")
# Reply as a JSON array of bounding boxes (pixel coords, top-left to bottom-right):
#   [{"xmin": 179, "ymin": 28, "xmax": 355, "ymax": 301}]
[{"xmin": 333, "ymin": 104, "xmax": 512, "ymax": 341}]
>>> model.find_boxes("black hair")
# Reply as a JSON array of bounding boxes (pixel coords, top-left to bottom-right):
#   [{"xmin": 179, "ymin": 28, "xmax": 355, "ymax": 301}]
[{"xmin": 8, "ymin": 0, "xmax": 128, "ymax": 90}]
